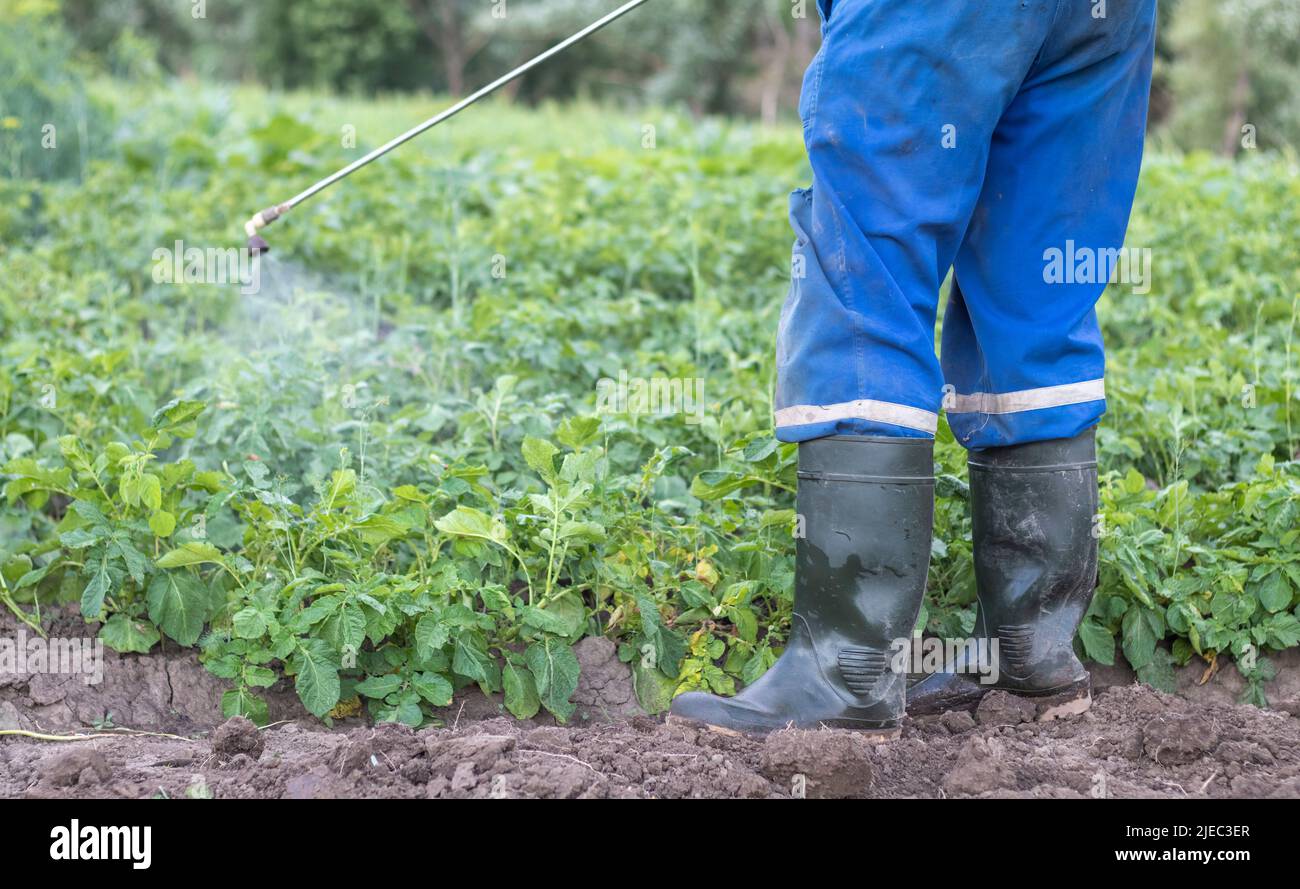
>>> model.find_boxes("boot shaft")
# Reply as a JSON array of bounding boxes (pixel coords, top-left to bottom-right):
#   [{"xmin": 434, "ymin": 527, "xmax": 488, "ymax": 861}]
[
  {"xmin": 969, "ymin": 428, "xmax": 1098, "ymax": 687},
  {"xmin": 796, "ymin": 435, "xmax": 935, "ymax": 703},
  {"xmin": 669, "ymin": 436, "xmax": 936, "ymax": 733}
]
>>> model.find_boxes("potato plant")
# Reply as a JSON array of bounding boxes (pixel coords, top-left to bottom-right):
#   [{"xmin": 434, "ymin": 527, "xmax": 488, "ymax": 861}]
[{"xmin": 2, "ymin": 65, "xmax": 1299, "ymax": 721}]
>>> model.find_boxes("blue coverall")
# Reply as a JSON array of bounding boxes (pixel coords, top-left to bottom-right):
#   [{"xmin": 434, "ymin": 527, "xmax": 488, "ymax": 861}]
[{"xmin": 775, "ymin": 0, "xmax": 1158, "ymax": 449}]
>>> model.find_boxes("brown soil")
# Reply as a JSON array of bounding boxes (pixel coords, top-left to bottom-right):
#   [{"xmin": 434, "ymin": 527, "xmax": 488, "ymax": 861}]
[
  {"xmin": 2, "ymin": 685, "xmax": 1298, "ymax": 798},
  {"xmin": 3, "ymin": 608, "xmax": 1299, "ymax": 798}
]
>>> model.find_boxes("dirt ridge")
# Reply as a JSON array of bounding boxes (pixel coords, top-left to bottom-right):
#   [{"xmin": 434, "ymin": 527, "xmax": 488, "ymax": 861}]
[{"xmin": 2, "ymin": 683, "xmax": 1297, "ymax": 798}]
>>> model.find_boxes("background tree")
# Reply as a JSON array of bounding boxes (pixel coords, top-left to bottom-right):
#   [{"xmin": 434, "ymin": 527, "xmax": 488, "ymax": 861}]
[
  {"xmin": 24, "ymin": 0, "xmax": 1299, "ymax": 149},
  {"xmin": 1165, "ymin": 0, "xmax": 1300, "ymax": 154}
]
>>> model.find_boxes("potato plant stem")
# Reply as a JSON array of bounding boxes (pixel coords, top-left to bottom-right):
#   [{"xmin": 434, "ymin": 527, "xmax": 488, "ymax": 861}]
[{"xmin": 0, "ymin": 574, "xmax": 45, "ymax": 637}]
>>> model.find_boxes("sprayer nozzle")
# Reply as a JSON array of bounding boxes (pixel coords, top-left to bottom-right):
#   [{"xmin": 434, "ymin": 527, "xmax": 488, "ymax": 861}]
[{"xmin": 243, "ymin": 203, "xmax": 290, "ymax": 254}]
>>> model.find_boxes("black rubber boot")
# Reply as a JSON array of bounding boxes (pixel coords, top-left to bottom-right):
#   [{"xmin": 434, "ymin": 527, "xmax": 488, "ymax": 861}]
[
  {"xmin": 907, "ymin": 427, "xmax": 1099, "ymax": 720},
  {"xmin": 668, "ymin": 436, "xmax": 934, "ymax": 738}
]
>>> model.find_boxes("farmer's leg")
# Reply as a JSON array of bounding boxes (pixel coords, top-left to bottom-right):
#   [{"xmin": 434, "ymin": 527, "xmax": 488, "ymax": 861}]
[
  {"xmin": 942, "ymin": 0, "xmax": 1158, "ymax": 449},
  {"xmin": 671, "ymin": 0, "xmax": 1060, "ymax": 735},
  {"xmin": 911, "ymin": 0, "xmax": 1158, "ymax": 718},
  {"xmin": 773, "ymin": 0, "xmax": 1060, "ymax": 442}
]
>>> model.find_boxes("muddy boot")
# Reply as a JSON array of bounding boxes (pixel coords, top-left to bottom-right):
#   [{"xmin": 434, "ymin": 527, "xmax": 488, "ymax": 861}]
[
  {"xmin": 907, "ymin": 427, "xmax": 1099, "ymax": 720},
  {"xmin": 668, "ymin": 436, "xmax": 934, "ymax": 738}
]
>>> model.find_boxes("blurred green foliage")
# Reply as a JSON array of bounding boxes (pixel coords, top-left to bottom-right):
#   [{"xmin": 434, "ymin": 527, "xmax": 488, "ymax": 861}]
[
  {"xmin": 1163, "ymin": 0, "xmax": 1300, "ymax": 153},
  {"xmin": 10, "ymin": 0, "xmax": 1296, "ymax": 150}
]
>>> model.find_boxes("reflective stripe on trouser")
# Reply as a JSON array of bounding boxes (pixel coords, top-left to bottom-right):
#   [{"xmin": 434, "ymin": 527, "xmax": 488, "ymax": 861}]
[{"xmin": 774, "ymin": 0, "xmax": 1157, "ymax": 450}]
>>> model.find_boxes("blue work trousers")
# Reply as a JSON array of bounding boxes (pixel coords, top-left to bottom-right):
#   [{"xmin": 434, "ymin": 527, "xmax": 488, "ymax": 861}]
[{"xmin": 775, "ymin": 0, "xmax": 1157, "ymax": 449}]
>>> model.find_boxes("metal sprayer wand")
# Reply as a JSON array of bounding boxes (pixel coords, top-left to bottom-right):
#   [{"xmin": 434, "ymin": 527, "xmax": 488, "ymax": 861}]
[{"xmin": 243, "ymin": 0, "xmax": 653, "ymax": 251}]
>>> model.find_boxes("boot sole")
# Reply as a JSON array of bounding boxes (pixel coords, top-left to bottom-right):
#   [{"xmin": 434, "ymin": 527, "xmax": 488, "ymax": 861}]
[
  {"xmin": 665, "ymin": 714, "xmax": 900, "ymax": 742},
  {"xmin": 1033, "ymin": 686, "xmax": 1092, "ymax": 722},
  {"xmin": 908, "ymin": 678, "xmax": 1093, "ymax": 721}
]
